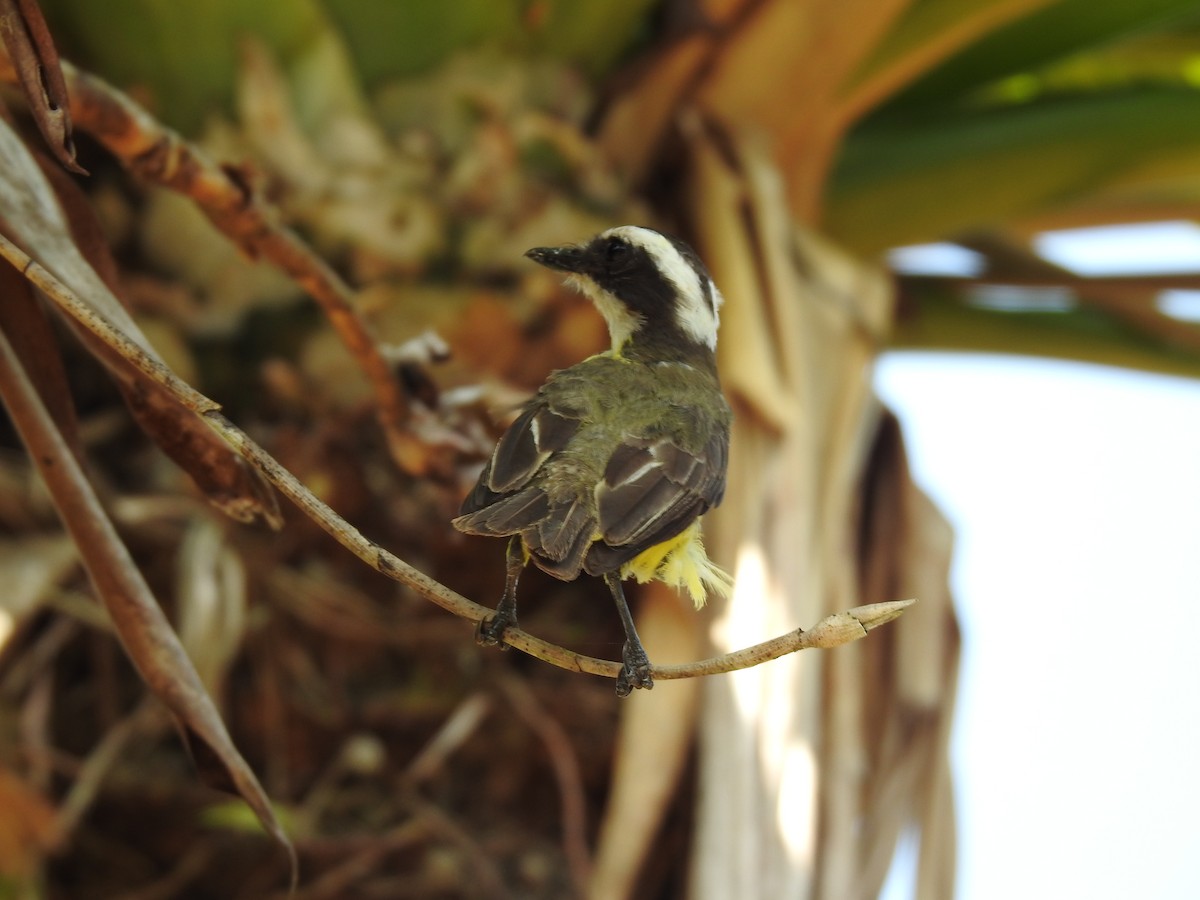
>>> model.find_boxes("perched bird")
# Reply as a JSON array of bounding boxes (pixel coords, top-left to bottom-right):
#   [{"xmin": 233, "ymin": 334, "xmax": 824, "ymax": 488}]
[{"xmin": 453, "ymin": 225, "xmax": 733, "ymax": 696}]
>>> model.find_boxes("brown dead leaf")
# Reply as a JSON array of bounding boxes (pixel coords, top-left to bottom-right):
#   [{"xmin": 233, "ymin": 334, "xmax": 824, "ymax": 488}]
[
  {"xmin": 0, "ymin": 111, "xmax": 281, "ymax": 527},
  {"xmin": 118, "ymin": 379, "xmax": 283, "ymax": 525}
]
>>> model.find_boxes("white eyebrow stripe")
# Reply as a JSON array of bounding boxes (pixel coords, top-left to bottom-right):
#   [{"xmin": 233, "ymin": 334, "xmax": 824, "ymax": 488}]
[
  {"xmin": 603, "ymin": 226, "xmax": 720, "ymax": 349},
  {"xmin": 708, "ymin": 280, "xmax": 725, "ymax": 313}
]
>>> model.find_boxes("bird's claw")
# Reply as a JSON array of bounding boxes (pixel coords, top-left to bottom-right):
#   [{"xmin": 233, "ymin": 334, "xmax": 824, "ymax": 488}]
[
  {"xmin": 476, "ymin": 609, "xmax": 517, "ymax": 649},
  {"xmin": 615, "ymin": 642, "xmax": 654, "ymax": 697}
]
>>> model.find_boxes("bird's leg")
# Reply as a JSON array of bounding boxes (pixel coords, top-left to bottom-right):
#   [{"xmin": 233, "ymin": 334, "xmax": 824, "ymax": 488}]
[
  {"xmin": 477, "ymin": 536, "xmax": 525, "ymax": 648},
  {"xmin": 604, "ymin": 573, "xmax": 653, "ymax": 696}
]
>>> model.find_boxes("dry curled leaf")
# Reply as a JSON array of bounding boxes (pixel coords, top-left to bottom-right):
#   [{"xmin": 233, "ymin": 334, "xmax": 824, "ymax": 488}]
[{"xmin": 0, "ymin": 0, "xmax": 84, "ymax": 173}]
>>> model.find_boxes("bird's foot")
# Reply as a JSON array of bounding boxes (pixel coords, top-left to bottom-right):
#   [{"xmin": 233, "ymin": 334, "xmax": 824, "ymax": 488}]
[
  {"xmin": 476, "ymin": 607, "xmax": 517, "ymax": 649},
  {"xmin": 615, "ymin": 641, "xmax": 654, "ymax": 697}
]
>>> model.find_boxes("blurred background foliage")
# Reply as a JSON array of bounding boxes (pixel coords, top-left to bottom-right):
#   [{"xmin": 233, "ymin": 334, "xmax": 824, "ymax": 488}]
[
  {"xmin": 39, "ymin": 0, "xmax": 661, "ymax": 133},
  {"xmin": 37, "ymin": 0, "xmax": 1200, "ymax": 377},
  {"xmin": 36, "ymin": 0, "xmax": 1200, "ymax": 279}
]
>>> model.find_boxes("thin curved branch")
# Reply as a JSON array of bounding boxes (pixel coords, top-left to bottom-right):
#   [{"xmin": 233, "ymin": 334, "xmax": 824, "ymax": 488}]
[
  {"xmin": 490, "ymin": 599, "xmax": 915, "ymax": 681},
  {"xmin": 1, "ymin": 232, "xmax": 915, "ymax": 687}
]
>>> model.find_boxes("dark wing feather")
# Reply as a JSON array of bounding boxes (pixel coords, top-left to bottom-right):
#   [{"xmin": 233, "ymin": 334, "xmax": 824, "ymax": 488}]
[
  {"xmin": 454, "ymin": 399, "xmax": 595, "ymax": 579},
  {"xmin": 457, "ymin": 403, "xmax": 580, "ymax": 518},
  {"xmin": 486, "ymin": 404, "xmax": 580, "ymax": 496},
  {"xmin": 530, "ymin": 497, "xmax": 595, "ymax": 578},
  {"xmin": 453, "ymin": 487, "xmax": 549, "ymax": 536},
  {"xmin": 535, "ymin": 495, "xmax": 592, "ymax": 560},
  {"xmin": 584, "ymin": 426, "xmax": 728, "ymax": 576}
]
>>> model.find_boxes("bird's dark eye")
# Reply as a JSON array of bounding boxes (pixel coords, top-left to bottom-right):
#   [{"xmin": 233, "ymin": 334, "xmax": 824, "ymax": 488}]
[{"xmin": 606, "ymin": 239, "xmax": 629, "ymax": 263}]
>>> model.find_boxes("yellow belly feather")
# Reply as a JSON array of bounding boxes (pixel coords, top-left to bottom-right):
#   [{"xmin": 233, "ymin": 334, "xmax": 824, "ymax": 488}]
[{"xmin": 618, "ymin": 521, "xmax": 733, "ymax": 609}]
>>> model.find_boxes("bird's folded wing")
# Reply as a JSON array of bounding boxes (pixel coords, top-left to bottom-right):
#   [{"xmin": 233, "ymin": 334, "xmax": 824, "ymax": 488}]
[
  {"xmin": 585, "ymin": 427, "xmax": 727, "ymax": 573},
  {"xmin": 485, "ymin": 403, "xmax": 580, "ymax": 494},
  {"xmin": 456, "ymin": 402, "xmax": 579, "ymax": 518}
]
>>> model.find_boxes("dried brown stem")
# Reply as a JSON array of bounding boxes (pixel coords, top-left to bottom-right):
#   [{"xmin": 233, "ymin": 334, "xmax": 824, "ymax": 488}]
[
  {"xmin": 0, "ymin": 57, "xmax": 428, "ymax": 474},
  {"xmin": 403, "ymin": 693, "xmax": 492, "ymax": 785},
  {"xmin": 1, "ymin": 231, "xmax": 914, "ymax": 689}
]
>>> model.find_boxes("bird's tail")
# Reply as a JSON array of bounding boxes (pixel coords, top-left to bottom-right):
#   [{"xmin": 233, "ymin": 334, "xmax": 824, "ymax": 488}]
[{"xmin": 623, "ymin": 521, "xmax": 733, "ymax": 609}]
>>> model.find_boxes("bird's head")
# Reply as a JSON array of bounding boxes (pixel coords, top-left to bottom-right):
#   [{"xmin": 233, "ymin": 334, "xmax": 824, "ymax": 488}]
[{"xmin": 526, "ymin": 226, "xmax": 723, "ymax": 359}]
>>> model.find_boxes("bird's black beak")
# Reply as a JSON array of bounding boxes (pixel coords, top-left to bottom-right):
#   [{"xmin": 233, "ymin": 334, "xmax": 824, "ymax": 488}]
[{"xmin": 525, "ymin": 244, "xmax": 589, "ymax": 274}]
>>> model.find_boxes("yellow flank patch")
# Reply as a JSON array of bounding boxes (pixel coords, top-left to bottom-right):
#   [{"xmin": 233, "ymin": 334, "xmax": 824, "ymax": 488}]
[{"xmin": 619, "ymin": 521, "xmax": 733, "ymax": 609}]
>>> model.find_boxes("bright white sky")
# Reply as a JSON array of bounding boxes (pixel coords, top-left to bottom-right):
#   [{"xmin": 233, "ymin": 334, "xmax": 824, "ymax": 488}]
[{"xmin": 874, "ymin": 352, "xmax": 1200, "ymax": 900}]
